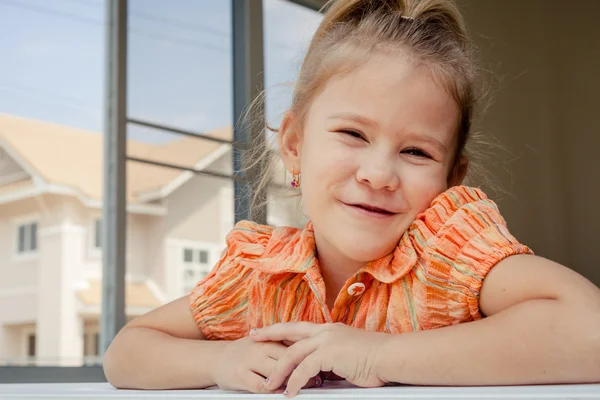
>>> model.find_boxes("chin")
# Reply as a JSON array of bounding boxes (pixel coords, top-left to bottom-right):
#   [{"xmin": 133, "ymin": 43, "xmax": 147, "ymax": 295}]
[{"xmin": 344, "ymin": 240, "xmax": 399, "ymax": 263}]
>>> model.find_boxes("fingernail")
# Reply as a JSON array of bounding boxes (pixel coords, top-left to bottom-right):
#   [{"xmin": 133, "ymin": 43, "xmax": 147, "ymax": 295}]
[
  {"xmin": 264, "ymin": 377, "xmax": 269, "ymax": 383},
  {"xmin": 250, "ymin": 328, "xmax": 257, "ymax": 335},
  {"xmin": 283, "ymin": 389, "xmax": 289, "ymax": 396}
]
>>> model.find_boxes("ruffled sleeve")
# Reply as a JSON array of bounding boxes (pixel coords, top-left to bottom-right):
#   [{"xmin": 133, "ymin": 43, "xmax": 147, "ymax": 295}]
[
  {"xmin": 413, "ymin": 186, "xmax": 533, "ymax": 325},
  {"xmin": 189, "ymin": 220, "xmax": 273, "ymax": 340}
]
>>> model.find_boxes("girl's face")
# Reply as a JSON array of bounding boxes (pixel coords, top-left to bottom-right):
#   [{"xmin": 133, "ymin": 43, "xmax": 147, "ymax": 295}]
[{"xmin": 281, "ymin": 54, "xmax": 463, "ymax": 269}]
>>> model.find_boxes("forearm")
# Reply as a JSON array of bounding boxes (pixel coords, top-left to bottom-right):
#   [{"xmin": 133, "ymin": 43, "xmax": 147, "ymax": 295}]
[
  {"xmin": 377, "ymin": 299, "xmax": 600, "ymax": 385},
  {"xmin": 103, "ymin": 326, "xmax": 227, "ymax": 390}
]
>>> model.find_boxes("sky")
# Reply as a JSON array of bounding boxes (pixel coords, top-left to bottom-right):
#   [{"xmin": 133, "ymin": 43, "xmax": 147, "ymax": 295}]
[{"xmin": 0, "ymin": 0, "xmax": 322, "ymax": 144}]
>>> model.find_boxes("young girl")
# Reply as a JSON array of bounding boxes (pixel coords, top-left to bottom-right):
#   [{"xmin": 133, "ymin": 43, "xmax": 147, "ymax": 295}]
[{"xmin": 103, "ymin": 0, "xmax": 600, "ymax": 396}]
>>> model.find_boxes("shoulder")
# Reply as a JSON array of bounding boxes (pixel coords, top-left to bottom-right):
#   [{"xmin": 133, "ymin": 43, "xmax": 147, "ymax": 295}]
[
  {"xmin": 414, "ymin": 185, "xmax": 531, "ymax": 268},
  {"xmin": 224, "ymin": 220, "xmax": 275, "ymax": 258},
  {"xmin": 225, "ymin": 220, "xmax": 304, "ymax": 260},
  {"xmin": 413, "ymin": 185, "xmax": 506, "ymax": 237},
  {"xmin": 407, "ymin": 186, "xmax": 532, "ymax": 323}
]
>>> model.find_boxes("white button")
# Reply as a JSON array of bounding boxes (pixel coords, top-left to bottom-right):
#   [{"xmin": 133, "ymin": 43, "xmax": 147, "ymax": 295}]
[{"xmin": 347, "ymin": 282, "xmax": 366, "ymax": 296}]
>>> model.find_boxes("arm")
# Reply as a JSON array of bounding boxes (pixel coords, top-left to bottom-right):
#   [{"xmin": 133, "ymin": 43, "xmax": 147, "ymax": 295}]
[
  {"xmin": 102, "ymin": 296, "xmax": 227, "ymax": 389},
  {"xmin": 376, "ymin": 254, "xmax": 600, "ymax": 385}
]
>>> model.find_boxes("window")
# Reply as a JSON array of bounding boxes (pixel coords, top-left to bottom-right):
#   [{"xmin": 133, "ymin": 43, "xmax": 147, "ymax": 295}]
[
  {"xmin": 17, "ymin": 222, "xmax": 38, "ymax": 254},
  {"xmin": 94, "ymin": 332, "xmax": 100, "ymax": 356},
  {"xmin": 199, "ymin": 249, "xmax": 209, "ymax": 264},
  {"xmin": 262, "ymin": 0, "xmax": 322, "ymax": 229},
  {"xmin": 183, "ymin": 248, "xmax": 194, "ymax": 263},
  {"xmin": 263, "ymin": 0, "xmax": 322, "ymax": 128},
  {"xmin": 183, "ymin": 248, "xmax": 211, "ymax": 266},
  {"xmin": 84, "ymin": 332, "xmax": 100, "ymax": 357},
  {"xmin": 182, "ymin": 247, "xmax": 213, "ymax": 293},
  {"xmin": 94, "ymin": 219, "xmax": 102, "ymax": 249},
  {"xmin": 27, "ymin": 334, "xmax": 36, "ymax": 358}
]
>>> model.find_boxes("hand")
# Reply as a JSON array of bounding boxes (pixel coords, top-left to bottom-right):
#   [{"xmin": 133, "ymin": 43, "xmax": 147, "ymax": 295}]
[
  {"xmin": 250, "ymin": 322, "xmax": 390, "ymax": 397},
  {"xmin": 210, "ymin": 336, "xmax": 323, "ymax": 393}
]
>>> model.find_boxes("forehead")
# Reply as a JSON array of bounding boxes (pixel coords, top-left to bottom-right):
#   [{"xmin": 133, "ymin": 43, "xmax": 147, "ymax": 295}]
[{"xmin": 308, "ymin": 55, "xmax": 460, "ymax": 143}]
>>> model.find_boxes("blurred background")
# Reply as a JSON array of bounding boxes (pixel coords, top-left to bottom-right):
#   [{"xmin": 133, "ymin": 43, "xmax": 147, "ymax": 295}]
[{"xmin": 0, "ymin": 0, "xmax": 598, "ymax": 377}]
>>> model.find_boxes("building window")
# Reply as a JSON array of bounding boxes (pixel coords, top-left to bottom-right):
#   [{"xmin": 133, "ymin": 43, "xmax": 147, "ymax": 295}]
[
  {"xmin": 17, "ymin": 222, "xmax": 38, "ymax": 254},
  {"xmin": 199, "ymin": 249, "xmax": 209, "ymax": 264},
  {"xmin": 182, "ymin": 247, "xmax": 212, "ymax": 293},
  {"xmin": 183, "ymin": 248, "xmax": 193, "ymax": 263},
  {"xmin": 94, "ymin": 219, "xmax": 102, "ymax": 249},
  {"xmin": 94, "ymin": 332, "xmax": 100, "ymax": 356},
  {"xmin": 84, "ymin": 332, "xmax": 100, "ymax": 357},
  {"xmin": 27, "ymin": 334, "xmax": 36, "ymax": 357}
]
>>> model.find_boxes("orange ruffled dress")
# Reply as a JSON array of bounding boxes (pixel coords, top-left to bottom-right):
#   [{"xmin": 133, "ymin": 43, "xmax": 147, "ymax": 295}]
[{"xmin": 190, "ymin": 186, "xmax": 532, "ymax": 340}]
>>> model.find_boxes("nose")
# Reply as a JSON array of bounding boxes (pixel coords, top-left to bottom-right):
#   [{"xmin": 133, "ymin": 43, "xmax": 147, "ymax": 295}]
[{"xmin": 355, "ymin": 149, "xmax": 399, "ymax": 191}]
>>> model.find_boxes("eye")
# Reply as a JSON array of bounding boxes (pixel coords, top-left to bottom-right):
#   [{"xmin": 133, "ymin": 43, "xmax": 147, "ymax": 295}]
[
  {"xmin": 339, "ymin": 129, "xmax": 366, "ymax": 141},
  {"xmin": 402, "ymin": 147, "xmax": 431, "ymax": 158}
]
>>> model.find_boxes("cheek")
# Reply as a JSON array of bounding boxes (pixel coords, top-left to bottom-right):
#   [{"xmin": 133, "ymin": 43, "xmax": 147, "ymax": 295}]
[
  {"xmin": 400, "ymin": 165, "xmax": 448, "ymax": 210},
  {"xmin": 301, "ymin": 134, "xmax": 355, "ymax": 186}
]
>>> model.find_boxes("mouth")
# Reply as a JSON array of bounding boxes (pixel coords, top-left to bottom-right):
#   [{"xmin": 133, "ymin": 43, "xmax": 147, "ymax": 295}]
[{"xmin": 344, "ymin": 202, "xmax": 397, "ymax": 217}]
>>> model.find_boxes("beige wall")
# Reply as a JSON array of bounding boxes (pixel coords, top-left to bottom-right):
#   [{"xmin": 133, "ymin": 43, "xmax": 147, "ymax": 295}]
[
  {"xmin": 0, "ymin": 194, "xmax": 70, "ymax": 292},
  {"xmin": 143, "ymin": 154, "xmax": 232, "ymax": 298},
  {"xmin": 458, "ymin": 0, "xmax": 600, "ymax": 285},
  {"xmin": 0, "ymin": 198, "xmax": 41, "ymax": 290}
]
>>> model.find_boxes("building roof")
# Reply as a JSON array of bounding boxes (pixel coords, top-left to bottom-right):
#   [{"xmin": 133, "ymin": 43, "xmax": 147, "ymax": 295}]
[
  {"xmin": 76, "ymin": 280, "xmax": 162, "ymax": 311},
  {"xmin": 0, "ymin": 113, "xmax": 232, "ymax": 206}
]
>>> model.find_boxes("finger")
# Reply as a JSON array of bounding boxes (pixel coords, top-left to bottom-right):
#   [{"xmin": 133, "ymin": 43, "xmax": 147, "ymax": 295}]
[
  {"xmin": 283, "ymin": 374, "xmax": 322, "ymax": 389},
  {"xmin": 264, "ymin": 338, "xmax": 318, "ymax": 391},
  {"xmin": 285, "ymin": 353, "xmax": 323, "ymax": 397},
  {"xmin": 243, "ymin": 372, "xmax": 277, "ymax": 394},
  {"xmin": 323, "ymin": 371, "xmax": 344, "ymax": 380},
  {"xmin": 262, "ymin": 341, "xmax": 288, "ymax": 360},
  {"xmin": 303, "ymin": 374, "xmax": 324, "ymax": 389},
  {"xmin": 251, "ymin": 356, "xmax": 278, "ymax": 380},
  {"xmin": 250, "ymin": 322, "xmax": 322, "ymax": 342}
]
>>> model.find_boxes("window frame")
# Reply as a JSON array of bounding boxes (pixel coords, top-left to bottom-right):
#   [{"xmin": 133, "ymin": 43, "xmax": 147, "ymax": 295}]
[
  {"xmin": 11, "ymin": 214, "xmax": 40, "ymax": 262},
  {"xmin": 2, "ymin": 0, "xmax": 322, "ymax": 384}
]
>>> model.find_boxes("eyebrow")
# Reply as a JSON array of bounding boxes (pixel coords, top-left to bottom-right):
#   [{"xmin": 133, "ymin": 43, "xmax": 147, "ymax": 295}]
[
  {"xmin": 328, "ymin": 113, "xmax": 379, "ymax": 129},
  {"xmin": 328, "ymin": 112, "xmax": 449, "ymax": 152},
  {"xmin": 404, "ymin": 132, "xmax": 449, "ymax": 152}
]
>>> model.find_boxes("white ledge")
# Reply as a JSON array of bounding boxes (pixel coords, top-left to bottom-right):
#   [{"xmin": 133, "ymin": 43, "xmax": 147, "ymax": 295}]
[{"xmin": 1, "ymin": 381, "xmax": 600, "ymax": 399}]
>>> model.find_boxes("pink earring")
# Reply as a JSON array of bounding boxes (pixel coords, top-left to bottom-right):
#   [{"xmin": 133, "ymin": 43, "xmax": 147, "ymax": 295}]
[{"xmin": 291, "ymin": 168, "xmax": 300, "ymax": 189}]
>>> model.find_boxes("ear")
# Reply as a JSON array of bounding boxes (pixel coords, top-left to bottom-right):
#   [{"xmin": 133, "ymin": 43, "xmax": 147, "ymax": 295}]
[
  {"xmin": 448, "ymin": 155, "xmax": 468, "ymax": 187},
  {"xmin": 279, "ymin": 111, "xmax": 302, "ymax": 174}
]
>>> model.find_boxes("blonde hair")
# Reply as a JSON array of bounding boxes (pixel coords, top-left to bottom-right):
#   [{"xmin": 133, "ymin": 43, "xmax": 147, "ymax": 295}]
[{"xmin": 245, "ymin": 0, "xmax": 492, "ymax": 219}]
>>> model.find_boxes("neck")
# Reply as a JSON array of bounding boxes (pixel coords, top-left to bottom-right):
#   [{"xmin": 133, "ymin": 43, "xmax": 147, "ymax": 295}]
[{"xmin": 313, "ymin": 229, "xmax": 364, "ymax": 309}]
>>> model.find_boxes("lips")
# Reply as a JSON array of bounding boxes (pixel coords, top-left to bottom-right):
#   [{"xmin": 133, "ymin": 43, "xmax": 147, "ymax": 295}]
[{"xmin": 346, "ymin": 202, "xmax": 396, "ymax": 215}]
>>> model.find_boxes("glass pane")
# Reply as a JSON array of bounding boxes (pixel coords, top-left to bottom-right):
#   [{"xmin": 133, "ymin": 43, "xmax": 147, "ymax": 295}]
[
  {"xmin": 17, "ymin": 225, "xmax": 25, "ymax": 253},
  {"xmin": 94, "ymin": 333, "xmax": 100, "ymax": 356},
  {"xmin": 127, "ymin": 0, "xmax": 232, "ymax": 144},
  {"xmin": 198, "ymin": 250, "xmax": 208, "ymax": 264},
  {"xmin": 95, "ymin": 219, "xmax": 102, "ymax": 249},
  {"xmin": 263, "ymin": 0, "xmax": 322, "ymax": 228},
  {"xmin": 83, "ymin": 333, "xmax": 89, "ymax": 357},
  {"xmin": 27, "ymin": 334, "xmax": 36, "ymax": 357},
  {"xmin": 183, "ymin": 248, "xmax": 194, "ymax": 263},
  {"xmin": 125, "ymin": 0, "xmax": 233, "ymax": 316},
  {"xmin": 0, "ymin": 0, "xmax": 104, "ymax": 367},
  {"xmin": 29, "ymin": 223, "xmax": 37, "ymax": 251}
]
